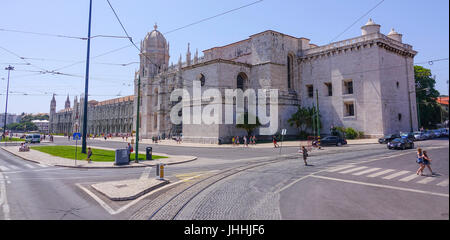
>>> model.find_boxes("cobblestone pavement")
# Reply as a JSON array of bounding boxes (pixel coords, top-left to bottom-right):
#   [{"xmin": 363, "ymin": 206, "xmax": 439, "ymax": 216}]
[{"xmin": 126, "ymin": 139, "xmax": 448, "ymax": 220}]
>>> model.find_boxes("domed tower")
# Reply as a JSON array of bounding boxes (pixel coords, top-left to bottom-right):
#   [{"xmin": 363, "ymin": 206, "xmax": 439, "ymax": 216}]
[
  {"xmin": 387, "ymin": 28, "xmax": 403, "ymax": 42},
  {"xmin": 361, "ymin": 18, "xmax": 381, "ymax": 36},
  {"xmin": 140, "ymin": 23, "xmax": 169, "ymax": 77}
]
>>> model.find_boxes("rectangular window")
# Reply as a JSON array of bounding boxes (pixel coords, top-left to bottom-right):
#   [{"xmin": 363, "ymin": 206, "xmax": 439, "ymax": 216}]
[
  {"xmin": 325, "ymin": 83, "xmax": 332, "ymax": 96},
  {"xmin": 307, "ymin": 85, "xmax": 314, "ymax": 98},
  {"xmin": 344, "ymin": 80, "xmax": 353, "ymax": 95},
  {"xmin": 344, "ymin": 101, "xmax": 355, "ymax": 117}
]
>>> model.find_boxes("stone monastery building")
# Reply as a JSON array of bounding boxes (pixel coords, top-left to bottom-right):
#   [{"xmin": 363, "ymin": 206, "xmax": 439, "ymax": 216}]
[{"xmin": 50, "ymin": 19, "xmax": 418, "ymax": 143}]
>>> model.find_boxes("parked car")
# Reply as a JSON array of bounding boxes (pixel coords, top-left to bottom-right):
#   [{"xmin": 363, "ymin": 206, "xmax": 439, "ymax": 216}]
[
  {"xmin": 378, "ymin": 134, "xmax": 400, "ymax": 144},
  {"xmin": 315, "ymin": 136, "xmax": 347, "ymax": 146},
  {"xmin": 413, "ymin": 131, "xmax": 427, "ymax": 141},
  {"xmin": 25, "ymin": 134, "xmax": 40, "ymax": 143},
  {"xmin": 423, "ymin": 130, "xmax": 433, "ymax": 139},
  {"xmin": 400, "ymin": 132, "xmax": 415, "ymax": 140},
  {"xmin": 387, "ymin": 138, "xmax": 414, "ymax": 150},
  {"xmin": 432, "ymin": 129, "xmax": 442, "ymax": 138},
  {"xmin": 441, "ymin": 128, "xmax": 449, "ymax": 137}
]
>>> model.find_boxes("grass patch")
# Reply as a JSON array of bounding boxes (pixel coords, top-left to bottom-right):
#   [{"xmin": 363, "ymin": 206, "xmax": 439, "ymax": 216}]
[
  {"xmin": 30, "ymin": 145, "xmax": 167, "ymax": 162},
  {"xmin": 1, "ymin": 137, "xmax": 25, "ymax": 142}
]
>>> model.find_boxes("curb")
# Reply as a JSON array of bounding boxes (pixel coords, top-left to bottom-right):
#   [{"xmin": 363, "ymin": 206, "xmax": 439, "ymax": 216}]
[
  {"xmin": 1, "ymin": 146, "xmax": 198, "ymax": 169},
  {"xmin": 91, "ymin": 180, "xmax": 170, "ymax": 201}
]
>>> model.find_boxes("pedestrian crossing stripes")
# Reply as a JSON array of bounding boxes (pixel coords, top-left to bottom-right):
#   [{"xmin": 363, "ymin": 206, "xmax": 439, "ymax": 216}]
[
  {"xmin": 382, "ymin": 171, "xmax": 410, "ymax": 180},
  {"xmin": 367, "ymin": 169, "xmax": 395, "ymax": 178},
  {"xmin": 437, "ymin": 179, "xmax": 449, "ymax": 187},
  {"xmin": 324, "ymin": 165, "xmax": 449, "ymax": 187},
  {"xmin": 0, "ymin": 162, "xmax": 53, "ymax": 172},
  {"xmin": 399, "ymin": 174, "xmax": 421, "ymax": 182},
  {"xmin": 339, "ymin": 166, "xmax": 368, "ymax": 174},
  {"xmin": 352, "ymin": 168, "xmax": 381, "ymax": 176},
  {"xmin": 0, "ymin": 166, "xmax": 10, "ymax": 171},
  {"xmin": 417, "ymin": 177, "xmax": 436, "ymax": 184}
]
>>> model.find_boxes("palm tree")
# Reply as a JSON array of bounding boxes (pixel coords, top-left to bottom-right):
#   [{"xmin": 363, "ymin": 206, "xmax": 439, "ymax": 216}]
[
  {"xmin": 288, "ymin": 106, "xmax": 316, "ymax": 136},
  {"xmin": 236, "ymin": 112, "xmax": 262, "ymax": 136}
]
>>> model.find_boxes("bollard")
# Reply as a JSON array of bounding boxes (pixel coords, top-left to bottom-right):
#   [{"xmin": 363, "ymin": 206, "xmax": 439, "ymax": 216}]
[{"xmin": 159, "ymin": 164, "xmax": 164, "ymax": 179}]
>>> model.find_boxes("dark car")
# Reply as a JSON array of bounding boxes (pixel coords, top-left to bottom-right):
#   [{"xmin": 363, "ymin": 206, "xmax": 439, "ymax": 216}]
[
  {"xmin": 400, "ymin": 132, "xmax": 415, "ymax": 141},
  {"xmin": 387, "ymin": 138, "xmax": 414, "ymax": 150},
  {"xmin": 378, "ymin": 134, "xmax": 400, "ymax": 144},
  {"xmin": 316, "ymin": 136, "xmax": 347, "ymax": 146}
]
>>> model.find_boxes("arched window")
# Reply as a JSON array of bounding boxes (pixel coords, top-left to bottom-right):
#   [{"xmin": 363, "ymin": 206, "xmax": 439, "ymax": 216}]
[
  {"xmin": 199, "ymin": 74, "xmax": 206, "ymax": 87},
  {"xmin": 287, "ymin": 54, "xmax": 293, "ymax": 89},
  {"xmin": 237, "ymin": 72, "xmax": 248, "ymax": 90}
]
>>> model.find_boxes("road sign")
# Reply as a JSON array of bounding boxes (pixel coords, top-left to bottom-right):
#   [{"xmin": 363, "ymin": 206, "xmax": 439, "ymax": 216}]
[
  {"xmin": 73, "ymin": 132, "xmax": 81, "ymax": 140},
  {"xmin": 281, "ymin": 129, "xmax": 287, "ymax": 135}
]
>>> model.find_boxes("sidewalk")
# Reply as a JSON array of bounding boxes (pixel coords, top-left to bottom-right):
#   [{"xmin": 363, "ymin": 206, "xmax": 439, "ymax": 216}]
[
  {"xmin": 91, "ymin": 137, "xmax": 379, "ymax": 148},
  {"xmin": 1, "ymin": 146, "xmax": 197, "ymax": 169}
]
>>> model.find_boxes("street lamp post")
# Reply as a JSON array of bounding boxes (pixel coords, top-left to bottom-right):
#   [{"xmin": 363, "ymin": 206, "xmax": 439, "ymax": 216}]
[
  {"xmin": 81, "ymin": 0, "xmax": 93, "ymax": 154},
  {"xmin": 3, "ymin": 65, "xmax": 14, "ymax": 139}
]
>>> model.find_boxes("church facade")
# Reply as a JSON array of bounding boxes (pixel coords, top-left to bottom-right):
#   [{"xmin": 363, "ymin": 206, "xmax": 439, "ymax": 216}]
[
  {"xmin": 49, "ymin": 19, "xmax": 418, "ymax": 143},
  {"xmin": 49, "ymin": 94, "xmax": 134, "ymax": 135},
  {"xmin": 135, "ymin": 19, "xmax": 418, "ymax": 143}
]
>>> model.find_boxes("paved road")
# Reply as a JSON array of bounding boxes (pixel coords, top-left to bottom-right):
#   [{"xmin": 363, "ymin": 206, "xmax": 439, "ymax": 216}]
[{"xmin": 0, "ymin": 137, "xmax": 448, "ymax": 219}]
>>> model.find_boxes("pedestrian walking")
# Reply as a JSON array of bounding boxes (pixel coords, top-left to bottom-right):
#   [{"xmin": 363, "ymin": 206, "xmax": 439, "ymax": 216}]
[
  {"xmin": 273, "ymin": 135, "xmax": 279, "ymax": 148},
  {"xmin": 421, "ymin": 150, "xmax": 434, "ymax": 175},
  {"xmin": 87, "ymin": 147, "xmax": 92, "ymax": 163},
  {"xmin": 68, "ymin": 135, "xmax": 70, "ymax": 141},
  {"xmin": 244, "ymin": 136, "xmax": 248, "ymax": 147},
  {"xmin": 232, "ymin": 136, "xmax": 235, "ymax": 146},
  {"xmin": 300, "ymin": 146, "xmax": 308, "ymax": 166},
  {"xmin": 236, "ymin": 136, "xmax": 240, "ymax": 146},
  {"xmin": 127, "ymin": 143, "xmax": 133, "ymax": 162},
  {"xmin": 416, "ymin": 148, "xmax": 425, "ymax": 175}
]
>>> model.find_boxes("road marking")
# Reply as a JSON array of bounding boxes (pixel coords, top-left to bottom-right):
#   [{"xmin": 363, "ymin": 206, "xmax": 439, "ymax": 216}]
[
  {"xmin": 8, "ymin": 165, "xmax": 19, "ymax": 170},
  {"xmin": 416, "ymin": 177, "xmax": 436, "ymax": 184},
  {"xmin": 36, "ymin": 163, "xmax": 49, "ymax": 168},
  {"xmin": 140, "ymin": 167, "xmax": 152, "ymax": 180},
  {"xmin": 0, "ymin": 171, "xmax": 11, "ymax": 220},
  {"xmin": 382, "ymin": 170, "xmax": 410, "ymax": 180},
  {"xmin": 0, "ymin": 166, "xmax": 10, "ymax": 171},
  {"xmin": 352, "ymin": 168, "xmax": 381, "ymax": 176},
  {"xmin": 310, "ymin": 175, "xmax": 449, "ymax": 198},
  {"xmin": 367, "ymin": 169, "xmax": 395, "ymax": 178},
  {"xmin": 437, "ymin": 179, "xmax": 449, "ymax": 187},
  {"xmin": 325, "ymin": 165, "xmax": 355, "ymax": 172},
  {"xmin": 399, "ymin": 174, "xmax": 421, "ymax": 182},
  {"xmin": 24, "ymin": 164, "xmax": 35, "ymax": 169},
  {"xmin": 339, "ymin": 166, "xmax": 368, "ymax": 174}
]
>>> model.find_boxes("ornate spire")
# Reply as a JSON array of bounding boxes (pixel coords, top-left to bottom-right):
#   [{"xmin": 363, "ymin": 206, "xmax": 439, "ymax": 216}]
[
  {"xmin": 194, "ymin": 48, "xmax": 198, "ymax": 64},
  {"xmin": 186, "ymin": 43, "xmax": 191, "ymax": 66},
  {"xmin": 154, "ymin": 22, "xmax": 158, "ymax": 30}
]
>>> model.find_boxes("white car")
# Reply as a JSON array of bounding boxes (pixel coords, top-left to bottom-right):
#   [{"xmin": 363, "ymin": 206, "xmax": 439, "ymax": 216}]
[
  {"xmin": 413, "ymin": 131, "xmax": 426, "ymax": 141},
  {"xmin": 25, "ymin": 134, "xmax": 40, "ymax": 143}
]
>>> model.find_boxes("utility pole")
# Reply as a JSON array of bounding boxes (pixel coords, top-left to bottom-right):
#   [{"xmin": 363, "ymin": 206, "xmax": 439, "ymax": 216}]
[
  {"xmin": 81, "ymin": 0, "xmax": 92, "ymax": 154},
  {"xmin": 3, "ymin": 65, "xmax": 14, "ymax": 139},
  {"xmin": 135, "ymin": 74, "xmax": 141, "ymax": 163}
]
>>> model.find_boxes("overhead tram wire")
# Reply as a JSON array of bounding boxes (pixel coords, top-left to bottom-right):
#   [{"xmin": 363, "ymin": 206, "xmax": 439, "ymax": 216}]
[
  {"xmin": 163, "ymin": 0, "xmax": 264, "ymax": 35},
  {"xmin": 330, "ymin": 0, "xmax": 385, "ymax": 43},
  {"xmin": 0, "ymin": 27, "xmax": 131, "ymax": 41}
]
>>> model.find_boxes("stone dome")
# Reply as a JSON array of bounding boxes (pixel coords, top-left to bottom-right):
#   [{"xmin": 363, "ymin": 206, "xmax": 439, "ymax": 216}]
[
  {"xmin": 388, "ymin": 28, "xmax": 398, "ymax": 35},
  {"xmin": 143, "ymin": 24, "xmax": 167, "ymax": 50}
]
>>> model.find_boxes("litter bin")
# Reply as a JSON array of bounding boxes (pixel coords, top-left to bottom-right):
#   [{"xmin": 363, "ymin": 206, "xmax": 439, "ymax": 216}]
[{"xmin": 146, "ymin": 147, "xmax": 152, "ymax": 160}]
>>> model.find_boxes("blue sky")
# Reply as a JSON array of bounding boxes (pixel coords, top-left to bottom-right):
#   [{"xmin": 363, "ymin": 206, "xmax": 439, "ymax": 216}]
[{"xmin": 0, "ymin": 0, "xmax": 448, "ymax": 114}]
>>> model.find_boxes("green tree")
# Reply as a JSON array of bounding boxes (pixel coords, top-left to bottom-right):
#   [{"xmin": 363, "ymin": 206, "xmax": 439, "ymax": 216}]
[
  {"xmin": 288, "ymin": 106, "xmax": 319, "ymax": 138},
  {"xmin": 236, "ymin": 112, "xmax": 261, "ymax": 136},
  {"xmin": 414, "ymin": 66, "xmax": 441, "ymax": 128}
]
